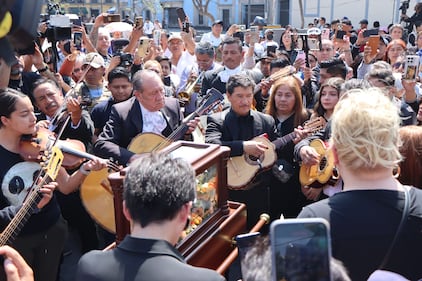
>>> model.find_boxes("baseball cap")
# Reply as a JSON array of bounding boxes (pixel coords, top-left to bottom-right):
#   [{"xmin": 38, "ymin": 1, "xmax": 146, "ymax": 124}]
[
  {"xmin": 212, "ymin": 20, "xmax": 223, "ymax": 26},
  {"xmin": 265, "ymin": 29, "xmax": 274, "ymax": 34},
  {"xmin": 83, "ymin": 52, "xmax": 105, "ymax": 68},
  {"xmin": 168, "ymin": 33, "xmax": 183, "ymax": 42},
  {"xmin": 359, "ymin": 19, "xmax": 369, "ymax": 25}
]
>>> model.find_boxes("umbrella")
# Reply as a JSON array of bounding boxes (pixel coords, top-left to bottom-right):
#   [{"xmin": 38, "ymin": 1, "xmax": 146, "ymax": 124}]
[{"xmin": 104, "ymin": 22, "xmax": 133, "ymax": 39}]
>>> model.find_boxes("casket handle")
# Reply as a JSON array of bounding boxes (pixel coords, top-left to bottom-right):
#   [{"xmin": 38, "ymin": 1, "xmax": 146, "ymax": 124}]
[{"xmin": 216, "ymin": 213, "xmax": 270, "ymax": 274}]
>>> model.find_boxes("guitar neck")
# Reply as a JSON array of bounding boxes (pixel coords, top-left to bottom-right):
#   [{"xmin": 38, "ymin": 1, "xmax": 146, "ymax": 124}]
[
  {"xmin": 272, "ymin": 132, "xmax": 296, "ymax": 150},
  {"xmin": 0, "ymin": 188, "xmax": 42, "ymax": 246}
]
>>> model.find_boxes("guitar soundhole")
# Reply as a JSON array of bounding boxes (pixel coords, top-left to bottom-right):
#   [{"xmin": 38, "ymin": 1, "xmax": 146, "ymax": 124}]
[
  {"xmin": 245, "ymin": 154, "xmax": 264, "ymax": 166},
  {"xmin": 319, "ymin": 157, "xmax": 327, "ymax": 171}
]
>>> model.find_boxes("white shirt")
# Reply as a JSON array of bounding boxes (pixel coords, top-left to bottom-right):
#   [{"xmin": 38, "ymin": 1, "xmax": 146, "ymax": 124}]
[
  {"xmin": 139, "ymin": 102, "xmax": 167, "ymax": 134},
  {"xmin": 200, "ymin": 32, "xmax": 224, "ymax": 47},
  {"xmin": 143, "ymin": 21, "xmax": 154, "ymax": 35}
]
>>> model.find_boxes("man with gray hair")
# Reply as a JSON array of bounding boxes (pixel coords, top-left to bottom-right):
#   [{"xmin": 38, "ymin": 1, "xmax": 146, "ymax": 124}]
[
  {"xmin": 179, "ymin": 41, "xmax": 221, "ymax": 115},
  {"xmin": 94, "ymin": 69, "xmax": 198, "ymax": 165}
]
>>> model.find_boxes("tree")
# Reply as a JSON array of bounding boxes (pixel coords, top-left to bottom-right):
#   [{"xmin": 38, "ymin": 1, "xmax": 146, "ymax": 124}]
[{"xmin": 192, "ymin": 0, "xmax": 215, "ymax": 23}]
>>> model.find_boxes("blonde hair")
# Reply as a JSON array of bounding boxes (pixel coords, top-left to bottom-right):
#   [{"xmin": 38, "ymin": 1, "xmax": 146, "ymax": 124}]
[{"xmin": 331, "ymin": 88, "xmax": 402, "ymax": 171}]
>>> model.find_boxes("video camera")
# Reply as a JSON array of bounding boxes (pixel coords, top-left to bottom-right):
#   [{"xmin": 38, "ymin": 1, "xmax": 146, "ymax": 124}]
[
  {"xmin": 42, "ymin": 14, "xmax": 72, "ymax": 42},
  {"xmin": 400, "ymin": 0, "xmax": 410, "ymax": 15},
  {"xmin": 111, "ymin": 39, "xmax": 133, "ymax": 67},
  {"xmin": 0, "ymin": 0, "xmax": 43, "ymax": 65}
]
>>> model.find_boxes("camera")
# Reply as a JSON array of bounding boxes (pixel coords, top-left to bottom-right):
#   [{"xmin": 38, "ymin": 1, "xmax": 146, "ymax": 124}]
[
  {"xmin": 43, "ymin": 15, "xmax": 72, "ymax": 42},
  {"xmin": 400, "ymin": 0, "xmax": 410, "ymax": 15},
  {"xmin": 119, "ymin": 53, "xmax": 133, "ymax": 67},
  {"xmin": 111, "ymin": 39, "xmax": 133, "ymax": 67}
]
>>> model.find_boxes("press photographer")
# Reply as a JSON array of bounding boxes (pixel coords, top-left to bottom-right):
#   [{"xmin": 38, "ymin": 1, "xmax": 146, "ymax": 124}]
[{"xmin": 401, "ymin": 1, "xmax": 422, "ymax": 34}]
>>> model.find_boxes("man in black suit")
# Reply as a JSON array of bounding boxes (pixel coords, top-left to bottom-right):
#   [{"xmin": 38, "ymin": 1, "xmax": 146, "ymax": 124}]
[
  {"xmin": 94, "ymin": 69, "xmax": 197, "ymax": 166},
  {"xmin": 205, "ymin": 74, "xmax": 277, "ymax": 229},
  {"xmin": 76, "ymin": 153, "xmax": 226, "ymax": 281},
  {"xmin": 200, "ymin": 37, "xmax": 263, "ymax": 98}
]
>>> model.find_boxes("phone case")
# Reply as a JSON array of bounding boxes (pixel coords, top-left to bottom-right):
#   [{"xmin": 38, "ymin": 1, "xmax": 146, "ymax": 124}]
[
  {"xmin": 368, "ymin": 35, "xmax": 380, "ymax": 57},
  {"xmin": 404, "ymin": 55, "xmax": 420, "ymax": 81},
  {"xmin": 177, "ymin": 8, "xmax": 187, "ymax": 21}
]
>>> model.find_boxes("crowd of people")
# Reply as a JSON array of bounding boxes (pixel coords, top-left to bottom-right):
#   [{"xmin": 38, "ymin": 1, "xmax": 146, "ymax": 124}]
[{"xmin": 0, "ymin": 4, "xmax": 422, "ymax": 281}]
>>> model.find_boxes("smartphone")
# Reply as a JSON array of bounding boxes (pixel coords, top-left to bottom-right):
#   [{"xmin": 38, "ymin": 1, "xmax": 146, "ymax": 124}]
[
  {"xmin": 104, "ymin": 14, "xmax": 121, "ymax": 23},
  {"xmin": 270, "ymin": 218, "xmax": 332, "ymax": 281},
  {"xmin": 236, "ymin": 232, "xmax": 261, "ymax": 278},
  {"xmin": 267, "ymin": 45, "xmax": 277, "ymax": 56},
  {"xmin": 137, "ymin": 37, "xmax": 150, "ymax": 57},
  {"xmin": 72, "ymin": 18, "xmax": 82, "ymax": 27},
  {"xmin": 335, "ymin": 30, "xmax": 346, "ymax": 41},
  {"xmin": 176, "ymin": 8, "xmax": 187, "ymax": 22},
  {"xmin": 368, "ymin": 35, "xmax": 380, "ymax": 57},
  {"xmin": 363, "ymin": 28, "xmax": 379, "ymax": 38},
  {"xmin": 74, "ymin": 32, "xmax": 82, "ymax": 50},
  {"xmin": 296, "ymin": 50, "xmax": 306, "ymax": 68},
  {"xmin": 250, "ymin": 26, "xmax": 260, "ymax": 44},
  {"xmin": 182, "ymin": 21, "xmax": 190, "ymax": 33},
  {"xmin": 321, "ymin": 28, "xmax": 330, "ymax": 40},
  {"xmin": 404, "ymin": 55, "xmax": 420, "ymax": 81},
  {"xmin": 135, "ymin": 16, "xmax": 143, "ymax": 28}
]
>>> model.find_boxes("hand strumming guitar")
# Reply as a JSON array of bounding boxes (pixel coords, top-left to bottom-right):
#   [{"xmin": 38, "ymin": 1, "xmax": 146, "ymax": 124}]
[
  {"xmin": 243, "ymin": 140, "xmax": 269, "ymax": 158},
  {"xmin": 299, "ymin": 145, "xmax": 320, "ymax": 166}
]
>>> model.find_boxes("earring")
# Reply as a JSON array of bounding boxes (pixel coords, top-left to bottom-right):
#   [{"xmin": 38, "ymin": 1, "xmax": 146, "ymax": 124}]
[
  {"xmin": 393, "ymin": 165, "xmax": 401, "ymax": 179},
  {"xmin": 332, "ymin": 166, "xmax": 340, "ymax": 180}
]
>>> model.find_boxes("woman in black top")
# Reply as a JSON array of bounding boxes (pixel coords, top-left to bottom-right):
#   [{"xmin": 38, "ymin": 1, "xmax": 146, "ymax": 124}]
[
  {"xmin": 0, "ymin": 88, "xmax": 105, "ymax": 281},
  {"xmin": 298, "ymin": 88, "xmax": 422, "ymax": 280}
]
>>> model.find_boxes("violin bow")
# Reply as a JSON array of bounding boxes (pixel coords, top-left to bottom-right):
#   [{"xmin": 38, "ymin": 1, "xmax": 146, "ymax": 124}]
[{"xmin": 50, "ymin": 53, "xmax": 100, "ymax": 129}]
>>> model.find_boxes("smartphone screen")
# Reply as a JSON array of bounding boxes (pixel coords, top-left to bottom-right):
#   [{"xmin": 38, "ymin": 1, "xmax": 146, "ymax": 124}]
[
  {"xmin": 404, "ymin": 55, "xmax": 420, "ymax": 81},
  {"xmin": 270, "ymin": 218, "xmax": 332, "ymax": 281},
  {"xmin": 74, "ymin": 32, "xmax": 82, "ymax": 50}
]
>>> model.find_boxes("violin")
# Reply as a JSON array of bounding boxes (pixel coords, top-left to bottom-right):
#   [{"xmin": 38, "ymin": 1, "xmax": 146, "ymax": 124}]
[{"xmin": 19, "ymin": 127, "xmax": 87, "ymax": 170}]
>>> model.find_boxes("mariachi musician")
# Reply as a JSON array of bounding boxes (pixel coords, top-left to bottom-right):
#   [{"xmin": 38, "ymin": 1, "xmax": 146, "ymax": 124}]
[
  {"xmin": 31, "ymin": 77, "xmax": 105, "ymax": 279},
  {"xmin": 0, "ymin": 87, "xmax": 105, "ymax": 281},
  {"xmin": 94, "ymin": 69, "xmax": 198, "ymax": 166},
  {"xmin": 205, "ymin": 74, "xmax": 277, "ymax": 230}
]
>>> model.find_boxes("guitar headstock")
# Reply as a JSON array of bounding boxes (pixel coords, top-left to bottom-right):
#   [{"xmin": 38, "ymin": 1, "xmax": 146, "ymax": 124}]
[
  {"xmin": 196, "ymin": 88, "xmax": 224, "ymax": 116},
  {"xmin": 303, "ymin": 117, "xmax": 326, "ymax": 134},
  {"xmin": 41, "ymin": 146, "xmax": 64, "ymax": 180}
]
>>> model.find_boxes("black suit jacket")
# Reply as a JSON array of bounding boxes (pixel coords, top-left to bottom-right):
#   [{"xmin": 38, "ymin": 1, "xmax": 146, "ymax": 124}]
[
  {"xmin": 200, "ymin": 66, "xmax": 264, "ymax": 96},
  {"xmin": 94, "ymin": 96, "xmax": 182, "ymax": 165},
  {"xmin": 205, "ymin": 108, "xmax": 277, "ymax": 157},
  {"xmin": 76, "ymin": 236, "xmax": 226, "ymax": 281}
]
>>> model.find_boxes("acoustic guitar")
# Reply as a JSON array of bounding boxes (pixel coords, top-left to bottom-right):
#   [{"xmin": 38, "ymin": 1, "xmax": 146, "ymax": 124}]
[
  {"xmin": 0, "ymin": 146, "xmax": 63, "ymax": 246},
  {"xmin": 227, "ymin": 117, "xmax": 325, "ymax": 190},
  {"xmin": 299, "ymin": 139, "xmax": 335, "ymax": 188},
  {"xmin": 81, "ymin": 88, "xmax": 224, "ymax": 233}
]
